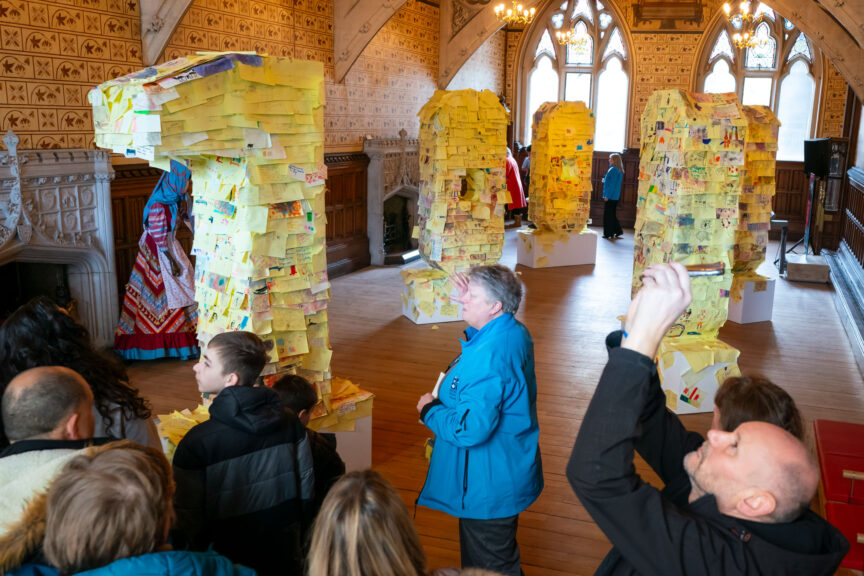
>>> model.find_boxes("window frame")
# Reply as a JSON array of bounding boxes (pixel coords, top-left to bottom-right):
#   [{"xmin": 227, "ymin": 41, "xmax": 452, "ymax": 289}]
[
  {"xmin": 695, "ymin": 7, "xmax": 823, "ymax": 141},
  {"xmin": 517, "ymin": 0, "xmax": 632, "ymax": 146}
]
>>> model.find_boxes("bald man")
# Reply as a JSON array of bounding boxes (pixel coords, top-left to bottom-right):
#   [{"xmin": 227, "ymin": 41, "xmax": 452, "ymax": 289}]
[
  {"xmin": 567, "ymin": 264, "xmax": 849, "ymax": 576},
  {"xmin": 0, "ymin": 366, "xmax": 109, "ymax": 537}
]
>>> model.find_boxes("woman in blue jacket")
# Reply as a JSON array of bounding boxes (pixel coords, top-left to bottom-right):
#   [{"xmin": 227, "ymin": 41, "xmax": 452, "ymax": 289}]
[
  {"xmin": 417, "ymin": 265, "xmax": 543, "ymax": 576},
  {"xmin": 602, "ymin": 153, "xmax": 624, "ymax": 239}
]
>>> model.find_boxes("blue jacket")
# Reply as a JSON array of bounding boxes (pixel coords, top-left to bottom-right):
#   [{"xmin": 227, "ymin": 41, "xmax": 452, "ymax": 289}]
[
  {"xmin": 74, "ymin": 550, "xmax": 255, "ymax": 575},
  {"xmin": 418, "ymin": 314, "xmax": 543, "ymax": 519},
  {"xmin": 602, "ymin": 166, "xmax": 623, "ymax": 200}
]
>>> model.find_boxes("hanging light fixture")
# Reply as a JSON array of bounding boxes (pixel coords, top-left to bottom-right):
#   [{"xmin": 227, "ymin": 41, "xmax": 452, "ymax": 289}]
[
  {"xmin": 723, "ymin": 1, "xmax": 762, "ymax": 49},
  {"xmin": 555, "ymin": 28, "xmax": 589, "ymax": 49},
  {"xmin": 494, "ymin": 1, "xmax": 536, "ymax": 26}
]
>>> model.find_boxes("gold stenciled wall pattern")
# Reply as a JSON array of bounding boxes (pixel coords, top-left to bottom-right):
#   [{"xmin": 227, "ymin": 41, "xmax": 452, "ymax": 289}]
[
  {"xmin": 448, "ymin": 29, "xmax": 505, "ymax": 93},
  {"xmin": 162, "ymin": 0, "xmax": 439, "ymax": 153},
  {"xmin": 0, "ymin": 0, "xmax": 142, "ymax": 150}
]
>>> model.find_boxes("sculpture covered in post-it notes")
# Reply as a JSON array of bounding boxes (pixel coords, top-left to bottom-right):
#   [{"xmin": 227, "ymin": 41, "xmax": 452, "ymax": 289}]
[
  {"xmin": 415, "ymin": 89, "xmax": 509, "ymax": 274},
  {"xmin": 528, "ymin": 101, "xmax": 595, "ymax": 233},
  {"xmin": 90, "ymin": 53, "xmax": 368, "ymax": 428},
  {"xmin": 633, "ymin": 89, "xmax": 749, "ymax": 413}
]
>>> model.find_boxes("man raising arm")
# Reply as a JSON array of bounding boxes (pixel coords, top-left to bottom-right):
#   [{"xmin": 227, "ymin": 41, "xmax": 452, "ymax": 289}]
[{"xmin": 567, "ymin": 264, "xmax": 849, "ymax": 576}]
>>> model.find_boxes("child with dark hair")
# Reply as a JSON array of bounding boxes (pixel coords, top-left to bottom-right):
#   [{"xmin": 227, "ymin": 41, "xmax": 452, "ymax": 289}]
[
  {"xmin": 272, "ymin": 374, "xmax": 345, "ymax": 513},
  {"xmin": 173, "ymin": 331, "xmax": 315, "ymax": 576}
]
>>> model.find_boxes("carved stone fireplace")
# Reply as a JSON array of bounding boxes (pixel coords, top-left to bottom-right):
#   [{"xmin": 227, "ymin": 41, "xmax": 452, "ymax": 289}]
[
  {"xmin": 0, "ymin": 131, "xmax": 118, "ymax": 348},
  {"xmin": 364, "ymin": 130, "xmax": 420, "ymax": 265}
]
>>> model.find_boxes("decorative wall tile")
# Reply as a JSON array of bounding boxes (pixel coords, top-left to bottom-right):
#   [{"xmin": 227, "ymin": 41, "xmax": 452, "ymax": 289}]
[
  {"xmin": 448, "ymin": 29, "xmax": 506, "ymax": 94},
  {"xmin": 820, "ymin": 60, "xmax": 846, "ymax": 138},
  {"xmin": 0, "ymin": 0, "xmax": 140, "ymax": 149}
]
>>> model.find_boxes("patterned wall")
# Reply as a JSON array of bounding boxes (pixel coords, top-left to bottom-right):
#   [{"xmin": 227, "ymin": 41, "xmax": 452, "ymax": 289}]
[
  {"xmin": 448, "ymin": 29, "xmax": 506, "ymax": 94},
  {"xmin": 162, "ymin": 0, "xmax": 439, "ymax": 153},
  {"xmin": 504, "ymin": 29, "xmax": 522, "ymax": 113},
  {"xmin": 0, "ymin": 0, "xmax": 142, "ymax": 150},
  {"xmin": 628, "ymin": 33, "xmax": 701, "ymax": 148},
  {"xmin": 819, "ymin": 60, "xmax": 847, "ymax": 138}
]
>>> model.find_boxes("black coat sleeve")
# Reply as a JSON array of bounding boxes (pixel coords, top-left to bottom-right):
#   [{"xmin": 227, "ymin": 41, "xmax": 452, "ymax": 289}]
[{"xmin": 567, "ymin": 345, "xmax": 729, "ymax": 576}]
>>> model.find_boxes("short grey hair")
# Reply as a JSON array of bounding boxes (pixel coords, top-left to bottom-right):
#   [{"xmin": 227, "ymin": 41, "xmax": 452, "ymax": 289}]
[
  {"xmin": 467, "ymin": 265, "xmax": 523, "ymax": 314},
  {"xmin": 2, "ymin": 366, "xmax": 91, "ymax": 442}
]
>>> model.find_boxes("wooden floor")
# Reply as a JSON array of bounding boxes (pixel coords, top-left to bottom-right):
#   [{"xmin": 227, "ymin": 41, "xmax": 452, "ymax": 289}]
[{"xmin": 129, "ymin": 226, "xmax": 864, "ymax": 575}]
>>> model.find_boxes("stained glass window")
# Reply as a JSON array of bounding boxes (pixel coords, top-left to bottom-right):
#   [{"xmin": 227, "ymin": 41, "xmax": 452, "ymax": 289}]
[
  {"xmin": 565, "ymin": 72, "xmax": 591, "ymax": 103},
  {"xmin": 704, "ymin": 59, "xmax": 736, "ymax": 93},
  {"xmin": 776, "ymin": 60, "xmax": 815, "ymax": 161},
  {"xmin": 710, "ymin": 30, "xmax": 735, "ymax": 62},
  {"xmin": 599, "ymin": 13, "xmax": 612, "ymax": 29},
  {"xmin": 603, "ymin": 27, "xmax": 625, "ymax": 59},
  {"xmin": 572, "ymin": 0, "xmax": 593, "ymax": 22},
  {"xmin": 536, "ymin": 29, "xmax": 556, "ymax": 59},
  {"xmin": 595, "ymin": 57, "xmax": 628, "ymax": 152},
  {"xmin": 754, "ymin": 3, "xmax": 775, "ymax": 20},
  {"xmin": 526, "ymin": 56, "xmax": 560, "ymax": 145},
  {"xmin": 787, "ymin": 33, "xmax": 811, "ymax": 61},
  {"xmin": 524, "ymin": 0, "xmax": 629, "ymax": 146},
  {"xmin": 565, "ymin": 21, "xmax": 593, "ymax": 65},
  {"xmin": 745, "ymin": 22, "xmax": 776, "ymax": 69},
  {"xmin": 784, "ymin": 18, "xmax": 793, "ymax": 29}
]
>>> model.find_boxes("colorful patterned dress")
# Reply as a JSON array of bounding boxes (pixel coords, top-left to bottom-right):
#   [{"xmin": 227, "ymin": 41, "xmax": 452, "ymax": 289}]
[{"xmin": 114, "ymin": 161, "xmax": 199, "ymax": 360}]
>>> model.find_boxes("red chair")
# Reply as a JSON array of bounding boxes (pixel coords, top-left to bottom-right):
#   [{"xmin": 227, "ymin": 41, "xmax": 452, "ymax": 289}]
[{"xmin": 814, "ymin": 420, "xmax": 864, "ymax": 571}]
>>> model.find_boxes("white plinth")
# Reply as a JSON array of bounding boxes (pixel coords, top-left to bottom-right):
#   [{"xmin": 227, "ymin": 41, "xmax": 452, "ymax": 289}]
[
  {"xmin": 659, "ymin": 347, "xmax": 739, "ymax": 415},
  {"xmin": 330, "ymin": 414, "xmax": 372, "ymax": 472},
  {"xmin": 727, "ymin": 279, "xmax": 776, "ymax": 324},
  {"xmin": 402, "ymin": 286, "xmax": 463, "ymax": 324},
  {"xmin": 516, "ymin": 229, "xmax": 597, "ymax": 268}
]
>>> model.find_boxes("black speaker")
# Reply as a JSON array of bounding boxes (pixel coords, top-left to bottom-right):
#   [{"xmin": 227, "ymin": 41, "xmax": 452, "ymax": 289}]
[{"xmin": 804, "ymin": 138, "xmax": 831, "ymax": 178}]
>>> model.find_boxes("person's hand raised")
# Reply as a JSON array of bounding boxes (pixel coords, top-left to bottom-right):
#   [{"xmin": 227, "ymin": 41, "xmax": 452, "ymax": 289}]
[
  {"xmin": 622, "ymin": 263, "xmax": 692, "ymax": 358},
  {"xmin": 450, "ymin": 272, "xmax": 470, "ymax": 304}
]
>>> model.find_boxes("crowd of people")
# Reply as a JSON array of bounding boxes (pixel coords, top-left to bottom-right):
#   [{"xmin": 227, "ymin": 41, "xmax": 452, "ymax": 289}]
[{"xmin": 0, "ymin": 261, "xmax": 850, "ymax": 575}]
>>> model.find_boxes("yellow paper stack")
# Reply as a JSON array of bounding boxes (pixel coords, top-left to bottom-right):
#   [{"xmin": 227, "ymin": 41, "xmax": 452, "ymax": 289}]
[
  {"xmin": 732, "ymin": 105, "xmax": 780, "ymax": 300},
  {"xmin": 400, "ymin": 268, "xmax": 459, "ymax": 321},
  {"xmin": 415, "ymin": 89, "xmax": 509, "ymax": 274},
  {"xmin": 90, "ymin": 53, "xmax": 348, "ymax": 427},
  {"xmin": 634, "ymin": 90, "xmax": 747, "ymax": 410},
  {"xmin": 155, "ymin": 404, "xmax": 211, "ymax": 462},
  {"xmin": 527, "ymin": 101, "xmax": 595, "ymax": 233}
]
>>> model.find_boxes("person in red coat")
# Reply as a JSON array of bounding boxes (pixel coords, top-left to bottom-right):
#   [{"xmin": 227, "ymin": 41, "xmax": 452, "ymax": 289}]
[{"xmin": 505, "ymin": 148, "xmax": 527, "ymax": 227}]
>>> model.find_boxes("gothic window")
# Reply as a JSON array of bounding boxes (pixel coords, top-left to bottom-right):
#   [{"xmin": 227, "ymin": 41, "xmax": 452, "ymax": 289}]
[
  {"xmin": 521, "ymin": 0, "xmax": 630, "ymax": 150},
  {"xmin": 697, "ymin": 4, "xmax": 822, "ymax": 161}
]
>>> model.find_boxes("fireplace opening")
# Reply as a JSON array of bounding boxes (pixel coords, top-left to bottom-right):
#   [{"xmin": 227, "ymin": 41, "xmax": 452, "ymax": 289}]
[
  {"xmin": 383, "ymin": 193, "xmax": 417, "ymax": 264},
  {"xmin": 0, "ymin": 262, "xmax": 74, "ymax": 323}
]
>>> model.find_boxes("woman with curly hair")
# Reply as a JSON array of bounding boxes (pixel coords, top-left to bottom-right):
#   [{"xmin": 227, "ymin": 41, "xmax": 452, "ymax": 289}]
[{"xmin": 0, "ymin": 296, "xmax": 158, "ymax": 450}]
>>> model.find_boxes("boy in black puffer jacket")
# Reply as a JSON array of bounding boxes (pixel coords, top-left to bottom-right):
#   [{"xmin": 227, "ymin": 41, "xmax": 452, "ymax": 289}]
[{"xmin": 173, "ymin": 331, "xmax": 314, "ymax": 576}]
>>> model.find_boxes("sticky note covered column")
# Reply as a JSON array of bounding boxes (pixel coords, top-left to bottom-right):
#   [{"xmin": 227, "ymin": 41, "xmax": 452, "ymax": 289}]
[
  {"xmin": 528, "ymin": 101, "xmax": 595, "ymax": 233},
  {"xmin": 633, "ymin": 90, "xmax": 747, "ymax": 341},
  {"xmin": 89, "ymin": 53, "xmax": 334, "ymax": 392},
  {"xmin": 416, "ymin": 89, "xmax": 509, "ymax": 274},
  {"xmin": 732, "ymin": 105, "xmax": 780, "ymax": 299}
]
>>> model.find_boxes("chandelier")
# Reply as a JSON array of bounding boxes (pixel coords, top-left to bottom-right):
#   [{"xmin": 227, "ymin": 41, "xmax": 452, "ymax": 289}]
[
  {"xmin": 493, "ymin": 1, "xmax": 536, "ymax": 26},
  {"xmin": 723, "ymin": 1, "xmax": 761, "ymax": 49},
  {"xmin": 555, "ymin": 29, "xmax": 589, "ymax": 49}
]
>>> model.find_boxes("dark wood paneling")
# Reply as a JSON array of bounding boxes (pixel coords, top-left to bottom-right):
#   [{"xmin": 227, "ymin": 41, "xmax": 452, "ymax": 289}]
[
  {"xmin": 109, "ymin": 154, "xmax": 371, "ymax": 297},
  {"xmin": 111, "ymin": 165, "xmax": 163, "ymax": 300},
  {"xmin": 844, "ymin": 167, "xmax": 864, "ymax": 268},
  {"xmin": 324, "ymin": 153, "xmax": 370, "ymax": 279},
  {"xmin": 586, "ymin": 153, "xmax": 811, "ymax": 237}
]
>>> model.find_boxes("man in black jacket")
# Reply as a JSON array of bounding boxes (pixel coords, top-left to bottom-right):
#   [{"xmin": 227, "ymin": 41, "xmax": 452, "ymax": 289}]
[
  {"xmin": 173, "ymin": 331, "xmax": 315, "ymax": 576},
  {"xmin": 567, "ymin": 263, "xmax": 849, "ymax": 576}
]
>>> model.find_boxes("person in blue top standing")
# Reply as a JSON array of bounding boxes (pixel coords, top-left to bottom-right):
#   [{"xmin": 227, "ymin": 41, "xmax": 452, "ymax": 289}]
[
  {"xmin": 416, "ymin": 265, "xmax": 543, "ymax": 576},
  {"xmin": 602, "ymin": 153, "xmax": 624, "ymax": 239}
]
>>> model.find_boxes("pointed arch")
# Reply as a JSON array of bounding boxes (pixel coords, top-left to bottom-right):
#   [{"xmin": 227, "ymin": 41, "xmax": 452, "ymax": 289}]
[
  {"xmin": 515, "ymin": 0, "xmax": 633, "ymax": 146},
  {"xmin": 693, "ymin": 5, "xmax": 826, "ymax": 159}
]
